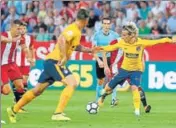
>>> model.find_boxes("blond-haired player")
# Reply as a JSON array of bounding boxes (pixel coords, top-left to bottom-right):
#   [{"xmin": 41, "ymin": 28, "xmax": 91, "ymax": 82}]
[{"xmin": 95, "ymin": 22, "xmax": 175, "ymax": 116}]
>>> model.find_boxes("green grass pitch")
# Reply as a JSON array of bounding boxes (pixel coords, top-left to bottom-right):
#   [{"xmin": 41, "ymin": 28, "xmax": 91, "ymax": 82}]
[{"xmin": 1, "ymin": 90, "xmax": 176, "ymax": 128}]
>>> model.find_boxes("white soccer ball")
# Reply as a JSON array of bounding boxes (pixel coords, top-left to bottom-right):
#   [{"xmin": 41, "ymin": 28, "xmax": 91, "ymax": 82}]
[{"xmin": 86, "ymin": 102, "xmax": 99, "ymax": 114}]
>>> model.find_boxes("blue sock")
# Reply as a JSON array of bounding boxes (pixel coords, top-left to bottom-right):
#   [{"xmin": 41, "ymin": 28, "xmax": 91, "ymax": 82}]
[
  {"xmin": 96, "ymin": 84, "xmax": 103, "ymax": 101},
  {"xmin": 112, "ymin": 87, "xmax": 117, "ymax": 101}
]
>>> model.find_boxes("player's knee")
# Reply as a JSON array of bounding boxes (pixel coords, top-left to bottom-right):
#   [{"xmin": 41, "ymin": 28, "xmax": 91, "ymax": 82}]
[
  {"xmin": 98, "ymin": 79, "xmax": 104, "ymax": 85},
  {"xmin": 23, "ymin": 76, "xmax": 28, "ymax": 85},
  {"xmin": 2, "ymin": 85, "xmax": 11, "ymax": 95},
  {"xmin": 131, "ymin": 85, "xmax": 138, "ymax": 91},
  {"xmin": 13, "ymin": 79, "xmax": 24, "ymax": 89},
  {"xmin": 70, "ymin": 80, "xmax": 78, "ymax": 88},
  {"xmin": 105, "ymin": 84, "xmax": 112, "ymax": 93},
  {"xmin": 64, "ymin": 75, "xmax": 78, "ymax": 88}
]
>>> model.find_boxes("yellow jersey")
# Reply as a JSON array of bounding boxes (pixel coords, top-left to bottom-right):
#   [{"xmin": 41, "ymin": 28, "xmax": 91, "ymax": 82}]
[
  {"xmin": 102, "ymin": 38, "xmax": 172, "ymax": 71},
  {"xmin": 46, "ymin": 23, "xmax": 81, "ymax": 61}
]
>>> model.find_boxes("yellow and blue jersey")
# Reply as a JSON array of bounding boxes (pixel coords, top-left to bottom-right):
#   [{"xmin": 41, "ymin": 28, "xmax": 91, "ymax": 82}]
[
  {"xmin": 46, "ymin": 23, "xmax": 81, "ymax": 61},
  {"xmin": 102, "ymin": 38, "xmax": 172, "ymax": 72},
  {"xmin": 92, "ymin": 29, "xmax": 119, "ymax": 57},
  {"xmin": 38, "ymin": 23, "xmax": 82, "ymax": 84}
]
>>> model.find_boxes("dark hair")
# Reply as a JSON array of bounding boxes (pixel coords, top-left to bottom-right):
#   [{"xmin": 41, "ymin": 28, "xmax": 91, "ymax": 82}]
[
  {"xmin": 77, "ymin": 9, "xmax": 89, "ymax": 20},
  {"xmin": 102, "ymin": 17, "xmax": 111, "ymax": 23},
  {"xmin": 13, "ymin": 20, "xmax": 22, "ymax": 25}
]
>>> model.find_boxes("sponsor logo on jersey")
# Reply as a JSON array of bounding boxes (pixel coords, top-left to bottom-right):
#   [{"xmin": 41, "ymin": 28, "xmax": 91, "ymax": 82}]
[{"xmin": 126, "ymin": 53, "xmax": 139, "ymax": 58}]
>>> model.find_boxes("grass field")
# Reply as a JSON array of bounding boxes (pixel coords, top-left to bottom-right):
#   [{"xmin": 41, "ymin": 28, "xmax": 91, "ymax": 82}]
[{"xmin": 1, "ymin": 90, "xmax": 176, "ymax": 128}]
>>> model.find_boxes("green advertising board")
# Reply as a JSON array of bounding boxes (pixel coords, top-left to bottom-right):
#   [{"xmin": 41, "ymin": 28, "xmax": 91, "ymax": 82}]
[{"xmin": 28, "ymin": 60, "xmax": 97, "ymax": 90}]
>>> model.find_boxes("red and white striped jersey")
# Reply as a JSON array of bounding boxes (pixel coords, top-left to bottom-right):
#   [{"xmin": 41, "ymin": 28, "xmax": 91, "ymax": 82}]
[
  {"xmin": 15, "ymin": 35, "xmax": 34, "ymax": 66},
  {"xmin": 1, "ymin": 32, "xmax": 24, "ymax": 65},
  {"xmin": 110, "ymin": 39, "xmax": 124, "ymax": 68}
]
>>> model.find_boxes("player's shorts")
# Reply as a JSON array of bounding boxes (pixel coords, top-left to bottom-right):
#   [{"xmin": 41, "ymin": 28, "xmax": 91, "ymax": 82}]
[
  {"xmin": 108, "ymin": 68, "xmax": 142, "ymax": 89},
  {"xmin": 1, "ymin": 63, "xmax": 23, "ymax": 85},
  {"xmin": 18, "ymin": 66, "xmax": 30, "ymax": 76},
  {"xmin": 96, "ymin": 57, "xmax": 111, "ymax": 79},
  {"xmin": 38, "ymin": 59, "xmax": 72, "ymax": 85}
]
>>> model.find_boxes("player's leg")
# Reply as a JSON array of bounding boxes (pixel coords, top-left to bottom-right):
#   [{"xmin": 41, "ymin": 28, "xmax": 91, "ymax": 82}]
[
  {"xmin": 52, "ymin": 66, "xmax": 77, "ymax": 121},
  {"xmin": 7, "ymin": 61, "xmax": 52, "ymax": 123},
  {"xmin": 95, "ymin": 61, "xmax": 105, "ymax": 101},
  {"xmin": 138, "ymin": 86, "xmax": 151, "ymax": 113},
  {"xmin": 1, "ymin": 65, "xmax": 11, "ymax": 95},
  {"xmin": 8, "ymin": 63, "xmax": 25, "ymax": 104},
  {"xmin": 12, "ymin": 66, "xmax": 30, "ymax": 113},
  {"xmin": 130, "ymin": 71, "xmax": 142, "ymax": 116},
  {"xmin": 96, "ymin": 78, "xmax": 104, "ymax": 101},
  {"xmin": 12, "ymin": 67, "xmax": 29, "ymax": 102},
  {"xmin": 7, "ymin": 81, "xmax": 50, "ymax": 123},
  {"xmin": 98, "ymin": 69, "xmax": 128, "ymax": 106}
]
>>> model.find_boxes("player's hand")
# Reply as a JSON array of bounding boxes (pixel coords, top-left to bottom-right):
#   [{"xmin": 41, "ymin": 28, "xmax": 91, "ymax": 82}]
[
  {"xmin": 98, "ymin": 60, "xmax": 104, "ymax": 68},
  {"xmin": 92, "ymin": 46, "xmax": 104, "ymax": 53},
  {"xmin": 58, "ymin": 57, "xmax": 67, "ymax": 66},
  {"xmin": 172, "ymin": 35, "xmax": 176, "ymax": 43},
  {"xmin": 27, "ymin": 58, "xmax": 35, "ymax": 67},
  {"xmin": 12, "ymin": 36, "xmax": 21, "ymax": 42},
  {"xmin": 104, "ymin": 66, "xmax": 111, "ymax": 78},
  {"xmin": 111, "ymin": 64, "xmax": 118, "ymax": 74}
]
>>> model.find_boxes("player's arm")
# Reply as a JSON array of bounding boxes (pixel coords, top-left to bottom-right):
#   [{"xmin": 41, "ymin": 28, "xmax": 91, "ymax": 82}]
[
  {"xmin": 141, "ymin": 38, "xmax": 172, "ymax": 47},
  {"xmin": 29, "ymin": 36, "xmax": 35, "ymax": 62},
  {"xmin": 1, "ymin": 35, "xmax": 20, "ymax": 43},
  {"xmin": 57, "ymin": 35, "xmax": 67, "ymax": 66},
  {"xmin": 21, "ymin": 44, "xmax": 34, "ymax": 66},
  {"xmin": 102, "ymin": 52, "xmax": 108, "ymax": 68},
  {"xmin": 101, "ymin": 43, "xmax": 120, "ymax": 52},
  {"xmin": 102, "ymin": 51, "xmax": 111, "ymax": 76},
  {"xmin": 75, "ymin": 45, "xmax": 93, "ymax": 53},
  {"xmin": 20, "ymin": 36, "xmax": 34, "ymax": 66}
]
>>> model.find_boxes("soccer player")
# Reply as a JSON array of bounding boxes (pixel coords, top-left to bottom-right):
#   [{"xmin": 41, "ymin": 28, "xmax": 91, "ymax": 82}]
[
  {"xmin": 110, "ymin": 39, "xmax": 151, "ymax": 113},
  {"xmin": 1, "ymin": 20, "xmax": 33, "ymax": 117},
  {"xmin": 92, "ymin": 17, "xmax": 120, "ymax": 106},
  {"xmin": 12, "ymin": 22, "xmax": 35, "ymax": 113},
  {"xmin": 95, "ymin": 22, "xmax": 175, "ymax": 116},
  {"xmin": 7, "ymin": 9, "xmax": 95, "ymax": 123}
]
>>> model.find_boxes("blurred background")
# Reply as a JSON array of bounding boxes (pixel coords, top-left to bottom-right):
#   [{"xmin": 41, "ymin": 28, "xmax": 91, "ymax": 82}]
[{"xmin": 1, "ymin": 0, "xmax": 176, "ymax": 41}]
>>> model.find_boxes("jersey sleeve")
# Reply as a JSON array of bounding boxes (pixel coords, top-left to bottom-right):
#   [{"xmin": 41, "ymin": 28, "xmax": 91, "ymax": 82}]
[
  {"xmin": 140, "ymin": 38, "xmax": 172, "ymax": 47},
  {"xmin": 62, "ymin": 29, "xmax": 75, "ymax": 42},
  {"xmin": 1, "ymin": 32, "xmax": 8, "ymax": 37},
  {"xmin": 102, "ymin": 42, "xmax": 121, "ymax": 52}
]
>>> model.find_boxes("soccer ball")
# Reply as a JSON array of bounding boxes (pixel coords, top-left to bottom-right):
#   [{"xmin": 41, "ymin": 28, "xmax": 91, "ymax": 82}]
[{"xmin": 86, "ymin": 102, "xmax": 99, "ymax": 114}]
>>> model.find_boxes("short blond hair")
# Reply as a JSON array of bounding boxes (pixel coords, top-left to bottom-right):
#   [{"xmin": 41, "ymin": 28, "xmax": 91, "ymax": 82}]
[{"xmin": 123, "ymin": 22, "xmax": 139, "ymax": 36}]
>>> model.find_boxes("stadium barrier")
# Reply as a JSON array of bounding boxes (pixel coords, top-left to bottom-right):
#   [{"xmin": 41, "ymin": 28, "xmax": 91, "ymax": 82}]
[{"xmin": 28, "ymin": 39, "xmax": 176, "ymax": 92}]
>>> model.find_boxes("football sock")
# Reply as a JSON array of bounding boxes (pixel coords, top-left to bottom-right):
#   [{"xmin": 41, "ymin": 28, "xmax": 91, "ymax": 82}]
[
  {"xmin": 138, "ymin": 87, "xmax": 147, "ymax": 107},
  {"xmin": 132, "ymin": 89, "xmax": 140, "ymax": 110},
  {"xmin": 13, "ymin": 90, "xmax": 35, "ymax": 113},
  {"xmin": 12, "ymin": 83, "xmax": 25, "ymax": 102},
  {"xmin": 55, "ymin": 85, "xmax": 74, "ymax": 114},
  {"xmin": 96, "ymin": 84, "xmax": 103, "ymax": 101},
  {"xmin": 111, "ymin": 87, "xmax": 117, "ymax": 101}
]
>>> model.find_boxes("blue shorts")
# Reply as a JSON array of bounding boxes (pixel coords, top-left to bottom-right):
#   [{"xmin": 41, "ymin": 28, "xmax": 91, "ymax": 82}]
[
  {"xmin": 109, "ymin": 68, "xmax": 142, "ymax": 89},
  {"xmin": 38, "ymin": 59, "xmax": 72, "ymax": 85}
]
